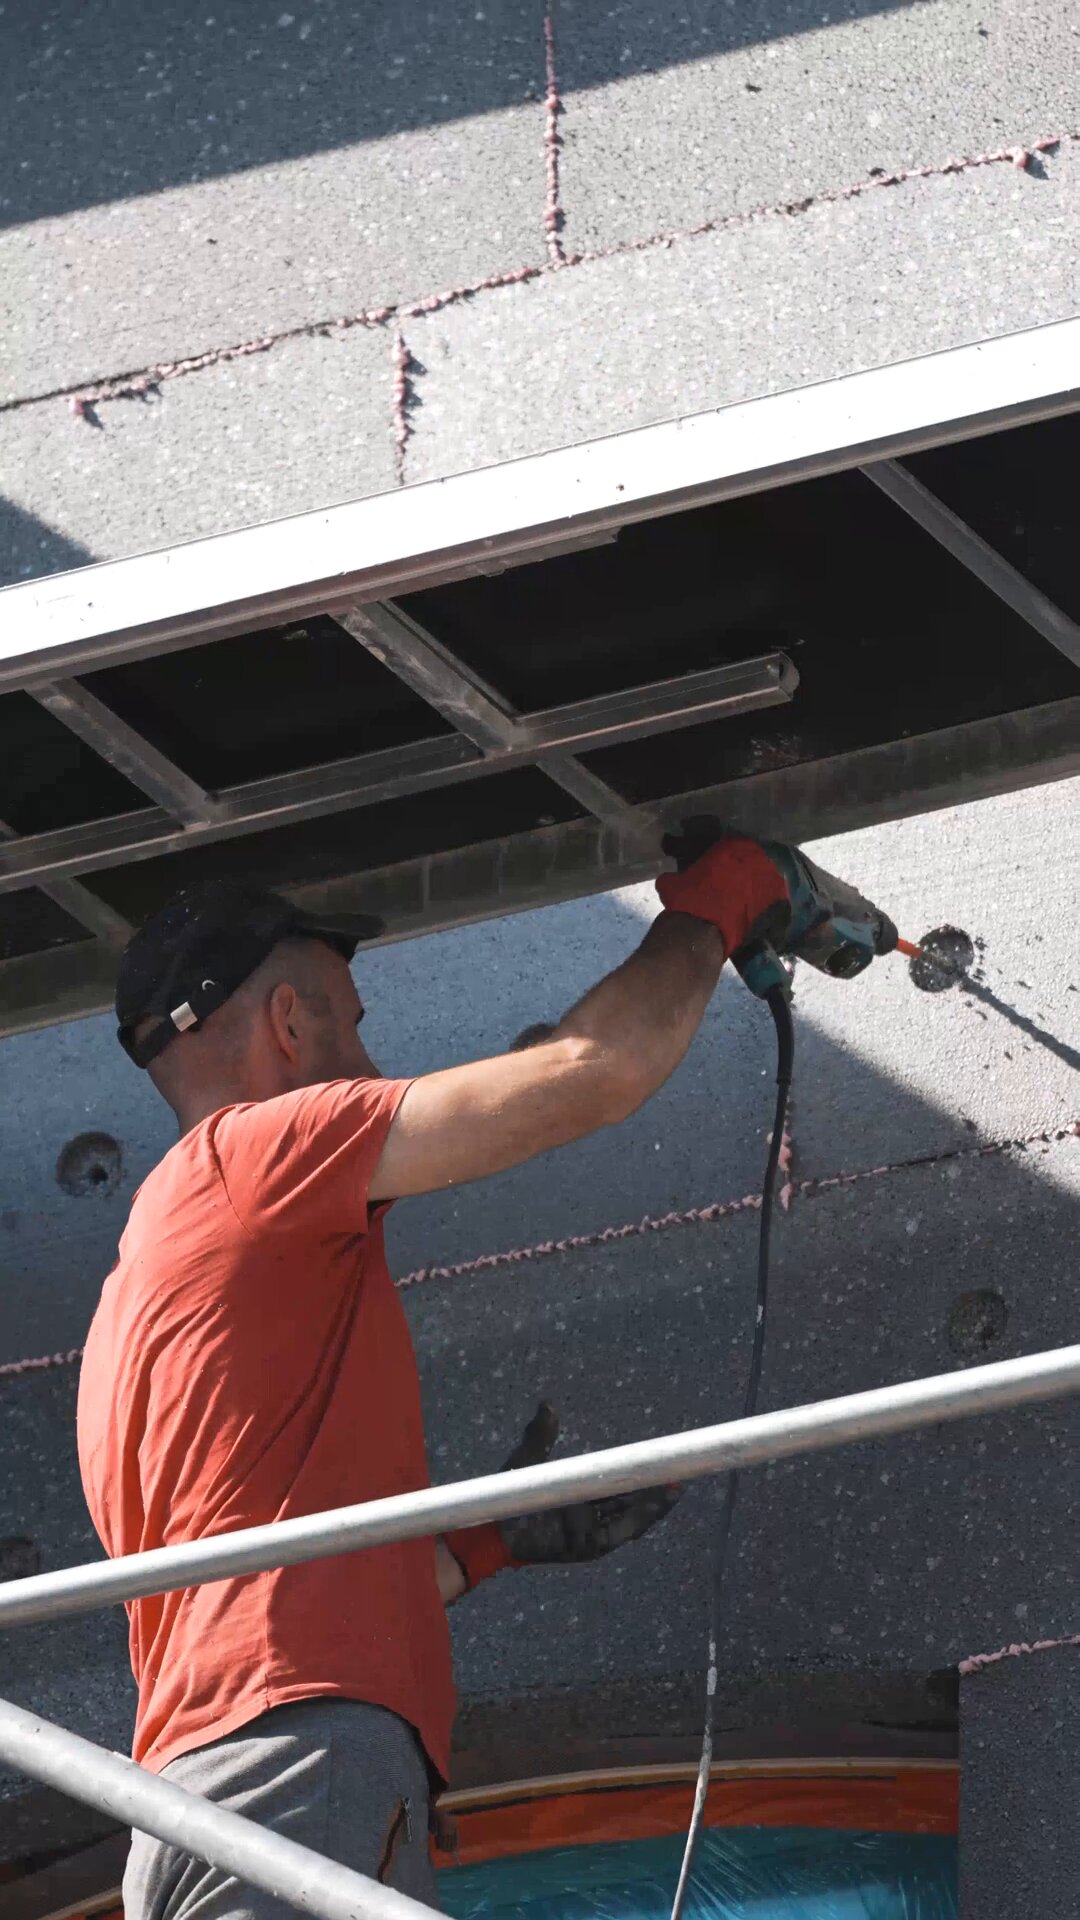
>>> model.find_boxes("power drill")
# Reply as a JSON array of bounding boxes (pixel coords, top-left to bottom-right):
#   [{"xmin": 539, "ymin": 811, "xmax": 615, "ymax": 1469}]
[
  {"xmin": 661, "ymin": 819, "xmax": 900, "ymax": 1000},
  {"xmin": 733, "ymin": 840, "xmax": 900, "ymax": 1000}
]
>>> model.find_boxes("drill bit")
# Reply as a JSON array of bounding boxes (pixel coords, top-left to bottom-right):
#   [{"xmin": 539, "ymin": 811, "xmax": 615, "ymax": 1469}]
[{"xmin": 897, "ymin": 936, "xmax": 969, "ymax": 982}]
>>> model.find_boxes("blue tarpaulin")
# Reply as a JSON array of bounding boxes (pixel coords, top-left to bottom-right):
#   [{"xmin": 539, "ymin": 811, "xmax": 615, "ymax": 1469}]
[{"xmin": 440, "ymin": 1827, "xmax": 957, "ymax": 1919}]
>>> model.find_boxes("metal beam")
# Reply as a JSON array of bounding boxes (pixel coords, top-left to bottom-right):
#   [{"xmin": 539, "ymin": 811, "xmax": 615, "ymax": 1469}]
[
  {"xmin": 0, "ymin": 817, "xmax": 131, "ymax": 945},
  {"xmin": 1, "ymin": 318, "xmax": 1077, "ymax": 689},
  {"xmin": 340, "ymin": 602, "xmax": 638, "ymax": 821},
  {"xmin": 861, "ymin": 460, "xmax": 1080, "ymax": 670},
  {"xmin": 0, "ymin": 735, "xmax": 477, "ymax": 894},
  {"xmin": 1, "ymin": 697, "xmax": 1076, "ymax": 1039},
  {"xmin": 1, "ymin": 1343, "xmax": 1079, "ymax": 1629},
  {"xmin": 535, "ymin": 754, "xmax": 635, "ymax": 821},
  {"xmin": 346, "ymin": 607, "xmax": 798, "ymax": 757},
  {"xmin": 511, "ymin": 658, "xmax": 801, "ymax": 753},
  {"xmin": 339, "ymin": 602, "xmax": 517, "ymax": 750},
  {"xmin": 30, "ymin": 680, "xmax": 215, "ymax": 825},
  {"xmin": 0, "ymin": 1698, "xmax": 436, "ymax": 1920},
  {"xmin": 0, "ymin": 652, "xmax": 794, "ymax": 895}
]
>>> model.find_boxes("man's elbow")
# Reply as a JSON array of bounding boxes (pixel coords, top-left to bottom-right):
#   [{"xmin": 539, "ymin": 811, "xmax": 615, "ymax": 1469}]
[{"xmin": 553, "ymin": 1036, "xmax": 652, "ymax": 1129}]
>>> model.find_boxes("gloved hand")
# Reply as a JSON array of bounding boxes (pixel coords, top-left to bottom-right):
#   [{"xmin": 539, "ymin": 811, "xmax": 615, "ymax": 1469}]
[
  {"xmin": 443, "ymin": 1403, "xmax": 681, "ymax": 1588},
  {"xmin": 655, "ymin": 817, "xmax": 791, "ymax": 960}
]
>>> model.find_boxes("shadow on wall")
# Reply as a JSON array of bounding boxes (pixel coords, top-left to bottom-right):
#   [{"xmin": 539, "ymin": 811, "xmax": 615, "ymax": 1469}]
[
  {"xmin": 0, "ymin": 498, "xmax": 95, "ymax": 587},
  {"xmin": 1, "ymin": 0, "xmax": 924, "ymax": 229}
]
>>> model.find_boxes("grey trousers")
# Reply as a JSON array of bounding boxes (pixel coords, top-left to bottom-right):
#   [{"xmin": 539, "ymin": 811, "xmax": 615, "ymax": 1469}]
[{"xmin": 124, "ymin": 1699, "xmax": 441, "ymax": 1919}]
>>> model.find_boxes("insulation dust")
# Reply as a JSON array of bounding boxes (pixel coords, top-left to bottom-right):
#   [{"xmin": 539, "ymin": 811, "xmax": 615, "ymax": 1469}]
[{"xmin": 909, "ymin": 926, "xmax": 976, "ymax": 992}]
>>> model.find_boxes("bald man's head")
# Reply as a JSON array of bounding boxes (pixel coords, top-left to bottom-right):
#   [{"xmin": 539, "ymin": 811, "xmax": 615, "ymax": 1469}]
[{"xmin": 144, "ymin": 936, "xmax": 379, "ymax": 1130}]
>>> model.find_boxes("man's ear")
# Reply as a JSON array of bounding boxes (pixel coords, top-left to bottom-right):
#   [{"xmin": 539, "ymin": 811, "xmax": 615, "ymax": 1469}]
[{"xmin": 267, "ymin": 981, "xmax": 302, "ymax": 1062}]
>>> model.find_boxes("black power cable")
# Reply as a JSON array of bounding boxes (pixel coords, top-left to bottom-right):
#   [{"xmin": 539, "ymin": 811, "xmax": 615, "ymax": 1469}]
[{"xmin": 670, "ymin": 983, "xmax": 795, "ymax": 1920}]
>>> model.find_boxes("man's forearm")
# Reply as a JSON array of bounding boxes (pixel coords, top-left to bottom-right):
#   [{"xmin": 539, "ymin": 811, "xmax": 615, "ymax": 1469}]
[
  {"xmin": 551, "ymin": 910, "xmax": 724, "ymax": 1112},
  {"xmin": 370, "ymin": 911, "xmax": 724, "ymax": 1198}
]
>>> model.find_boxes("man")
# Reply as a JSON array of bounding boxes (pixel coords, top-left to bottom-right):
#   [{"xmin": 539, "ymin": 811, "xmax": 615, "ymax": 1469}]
[{"xmin": 77, "ymin": 831, "xmax": 791, "ymax": 1919}]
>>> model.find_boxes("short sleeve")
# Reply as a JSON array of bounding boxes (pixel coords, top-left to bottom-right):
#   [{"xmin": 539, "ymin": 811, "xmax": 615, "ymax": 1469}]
[{"xmin": 210, "ymin": 1077, "xmax": 413, "ymax": 1238}]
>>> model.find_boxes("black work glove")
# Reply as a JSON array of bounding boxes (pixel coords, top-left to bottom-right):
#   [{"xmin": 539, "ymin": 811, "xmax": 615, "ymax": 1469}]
[{"xmin": 497, "ymin": 1402, "xmax": 682, "ymax": 1565}]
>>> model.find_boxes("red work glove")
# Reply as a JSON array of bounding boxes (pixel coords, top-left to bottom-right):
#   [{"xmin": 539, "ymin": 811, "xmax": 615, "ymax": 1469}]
[
  {"xmin": 443, "ymin": 1404, "xmax": 681, "ymax": 1589},
  {"xmin": 655, "ymin": 819, "xmax": 791, "ymax": 960}
]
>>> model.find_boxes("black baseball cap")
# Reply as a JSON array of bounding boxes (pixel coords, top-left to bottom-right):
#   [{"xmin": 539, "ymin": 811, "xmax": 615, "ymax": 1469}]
[{"xmin": 115, "ymin": 880, "xmax": 384, "ymax": 1069}]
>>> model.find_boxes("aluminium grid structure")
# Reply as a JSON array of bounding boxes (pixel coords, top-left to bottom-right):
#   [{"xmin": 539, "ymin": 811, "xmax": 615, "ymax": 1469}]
[
  {"xmin": 1, "ymin": 1345, "xmax": 1080, "ymax": 1917},
  {"xmin": 0, "ymin": 319, "xmax": 1079, "ymax": 1041}
]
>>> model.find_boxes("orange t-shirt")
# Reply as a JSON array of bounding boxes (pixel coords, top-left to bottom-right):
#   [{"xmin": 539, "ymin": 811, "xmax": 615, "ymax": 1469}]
[{"xmin": 76, "ymin": 1076, "xmax": 459, "ymax": 1780}]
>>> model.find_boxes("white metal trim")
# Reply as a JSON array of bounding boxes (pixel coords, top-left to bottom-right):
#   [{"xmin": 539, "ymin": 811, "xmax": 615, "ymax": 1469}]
[{"xmin": 1, "ymin": 318, "xmax": 1077, "ymax": 687}]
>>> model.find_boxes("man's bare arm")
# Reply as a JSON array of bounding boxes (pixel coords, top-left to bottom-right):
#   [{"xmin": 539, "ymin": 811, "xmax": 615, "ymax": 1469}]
[
  {"xmin": 436, "ymin": 1541, "xmax": 467, "ymax": 1605},
  {"xmin": 369, "ymin": 912, "xmax": 724, "ymax": 1201}
]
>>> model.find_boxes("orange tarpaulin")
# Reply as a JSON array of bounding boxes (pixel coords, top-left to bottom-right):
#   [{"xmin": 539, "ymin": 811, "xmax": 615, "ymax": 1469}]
[
  {"xmin": 441, "ymin": 1768, "xmax": 958, "ymax": 1867},
  {"xmin": 63, "ymin": 1767, "xmax": 958, "ymax": 1913}
]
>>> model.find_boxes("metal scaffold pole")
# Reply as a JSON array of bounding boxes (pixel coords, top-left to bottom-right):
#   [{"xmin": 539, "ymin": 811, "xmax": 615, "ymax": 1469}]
[
  {"xmin": 1, "ymin": 1343, "xmax": 1079, "ymax": 1631},
  {"xmin": 0, "ymin": 1697, "xmax": 434, "ymax": 1920}
]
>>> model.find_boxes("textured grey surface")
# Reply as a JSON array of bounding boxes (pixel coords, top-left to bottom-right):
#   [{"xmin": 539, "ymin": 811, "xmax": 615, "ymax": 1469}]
[
  {"xmin": 0, "ymin": 499, "xmax": 93, "ymax": 584},
  {"xmin": 2, "ymin": 92, "xmax": 541, "ymax": 404},
  {"xmin": 0, "ymin": 326, "xmax": 397, "ymax": 581},
  {"xmin": 792, "ymin": 783, "xmax": 1080, "ymax": 1178},
  {"xmin": 0, "ymin": 0, "xmax": 931, "ymax": 234},
  {"xmin": 0, "ymin": 1367, "xmax": 133, "ymax": 1789},
  {"xmin": 0, "ymin": 0, "xmax": 554, "ymax": 228},
  {"xmin": 0, "ymin": 1, "xmax": 547, "ymax": 396},
  {"xmin": 960, "ymin": 1645, "xmax": 1080, "ymax": 1917},
  {"xmin": 8, "ymin": 180, "xmax": 1079, "ymax": 555},
  {"xmin": 407, "ymin": 140, "xmax": 1080, "ymax": 479},
  {"xmin": 556, "ymin": 0, "xmax": 1079, "ymax": 254},
  {"xmin": 431, "ymin": 1136, "xmax": 1079, "ymax": 1698},
  {"xmin": 16, "ymin": 0, "xmax": 1067, "ymax": 403},
  {"xmin": 3, "ymin": 2, "xmax": 1079, "ymax": 581}
]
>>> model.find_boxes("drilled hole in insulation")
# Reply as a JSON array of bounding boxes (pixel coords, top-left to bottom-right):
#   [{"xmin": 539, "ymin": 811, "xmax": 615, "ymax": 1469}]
[
  {"xmin": 56, "ymin": 1131, "xmax": 123, "ymax": 1198},
  {"xmin": 909, "ymin": 925, "xmax": 975, "ymax": 992},
  {"xmin": 948, "ymin": 1289, "xmax": 1009, "ymax": 1359},
  {"xmin": 0, "ymin": 1537, "xmax": 40, "ymax": 1581}
]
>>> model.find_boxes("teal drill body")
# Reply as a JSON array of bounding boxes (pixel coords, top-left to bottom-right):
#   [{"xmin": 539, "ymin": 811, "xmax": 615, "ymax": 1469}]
[{"xmin": 733, "ymin": 842, "xmax": 900, "ymax": 1000}]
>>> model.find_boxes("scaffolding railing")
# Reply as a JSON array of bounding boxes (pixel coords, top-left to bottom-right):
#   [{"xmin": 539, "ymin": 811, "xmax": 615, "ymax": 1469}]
[{"xmin": 2, "ymin": 1342, "xmax": 1079, "ymax": 1919}]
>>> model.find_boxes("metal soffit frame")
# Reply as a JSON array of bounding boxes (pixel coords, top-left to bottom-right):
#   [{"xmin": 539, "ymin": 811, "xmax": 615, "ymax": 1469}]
[
  {"xmin": 0, "ymin": 639, "xmax": 797, "ymax": 897},
  {"xmin": 4, "ymin": 696, "xmax": 1078, "ymax": 1041},
  {"xmin": 0, "ymin": 319, "xmax": 1076, "ymax": 974}
]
